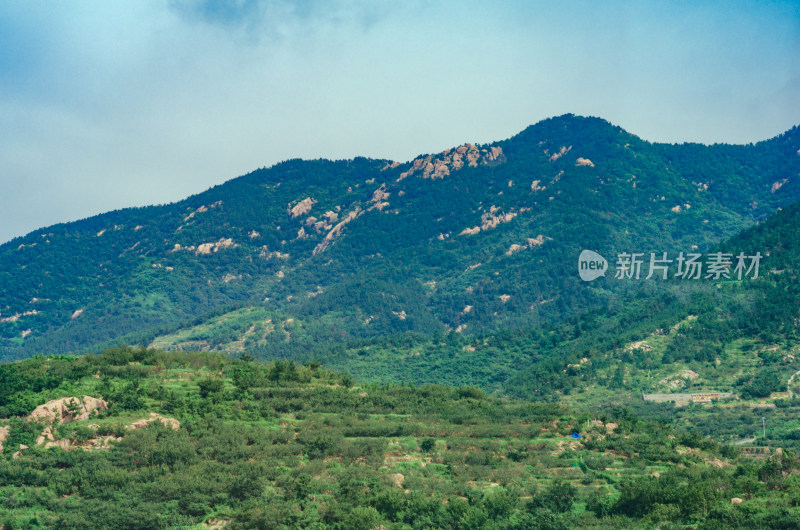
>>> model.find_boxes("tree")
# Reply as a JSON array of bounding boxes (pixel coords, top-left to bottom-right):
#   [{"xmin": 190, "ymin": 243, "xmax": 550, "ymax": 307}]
[
  {"xmin": 420, "ymin": 438, "xmax": 436, "ymax": 452},
  {"xmin": 197, "ymin": 378, "xmax": 224, "ymax": 398}
]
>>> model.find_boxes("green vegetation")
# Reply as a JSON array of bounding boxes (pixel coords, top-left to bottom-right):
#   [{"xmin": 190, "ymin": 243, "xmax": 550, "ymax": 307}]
[
  {"xmin": 2, "ymin": 116, "xmax": 800, "ymax": 527},
  {"xmin": 1, "ymin": 347, "xmax": 799, "ymax": 529},
  {"xmin": 1, "ymin": 115, "xmax": 798, "ymax": 360},
  {"xmin": 315, "ymin": 198, "xmax": 800, "ymax": 449}
]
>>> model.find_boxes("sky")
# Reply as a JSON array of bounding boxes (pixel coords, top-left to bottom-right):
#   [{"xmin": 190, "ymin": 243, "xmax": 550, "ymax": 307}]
[{"xmin": 1, "ymin": 0, "xmax": 799, "ymax": 244}]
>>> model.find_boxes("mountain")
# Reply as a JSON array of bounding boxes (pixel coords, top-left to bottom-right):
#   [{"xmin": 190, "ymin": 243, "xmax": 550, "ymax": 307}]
[
  {"xmin": 2, "ymin": 114, "xmax": 799, "ymax": 359},
  {"xmin": 320, "ymin": 196, "xmax": 800, "ymax": 449},
  {"xmin": 3, "ymin": 116, "xmax": 800, "ymax": 528}
]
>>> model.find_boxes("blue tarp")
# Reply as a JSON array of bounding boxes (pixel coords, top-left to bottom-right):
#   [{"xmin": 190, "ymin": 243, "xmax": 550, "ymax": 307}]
[{"xmin": 571, "ymin": 432, "xmax": 582, "ymax": 439}]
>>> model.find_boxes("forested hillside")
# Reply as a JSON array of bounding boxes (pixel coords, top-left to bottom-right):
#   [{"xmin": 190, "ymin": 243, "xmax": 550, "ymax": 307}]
[
  {"xmin": 2, "ymin": 115, "xmax": 800, "ymax": 528},
  {"xmin": 1, "ymin": 347, "xmax": 799, "ymax": 529},
  {"xmin": 311, "ymin": 197, "xmax": 800, "ymax": 448},
  {"xmin": 3, "ymin": 115, "xmax": 798, "ymax": 360}
]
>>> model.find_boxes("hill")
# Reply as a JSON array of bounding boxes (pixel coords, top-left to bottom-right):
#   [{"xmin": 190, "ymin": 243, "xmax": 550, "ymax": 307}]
[
  {"xmin": 2, "ymin": 115, "xmax": 799, "ymax": 359},
  {"xmin": 1, "ymin": 347, "xmax": 798, "ymax": 528},
  {"xmin": 290, "ymin": 196, "xmax": 800, "ymax": 452}
]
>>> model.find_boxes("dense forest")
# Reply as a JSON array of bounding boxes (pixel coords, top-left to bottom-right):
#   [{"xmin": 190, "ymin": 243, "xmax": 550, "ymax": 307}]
[
  {"xmin": 309, "ymin": 197, "xmax": 800, "ymax": 448},
  {"xmin": 1, "ymin": 115, "xmax": 799, "ymax": 359}
]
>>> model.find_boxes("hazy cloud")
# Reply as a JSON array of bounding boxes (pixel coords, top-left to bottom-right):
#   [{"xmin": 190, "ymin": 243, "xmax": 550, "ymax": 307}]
[{"xmin": 0, "ymin": 0, "xmax": 798, "ymax": 244}]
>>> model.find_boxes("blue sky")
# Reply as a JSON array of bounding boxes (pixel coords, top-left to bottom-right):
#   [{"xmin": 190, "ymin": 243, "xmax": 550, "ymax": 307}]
[{"xmin": 1, "ymin": 0, "xmax": 798, "ymax": 244}]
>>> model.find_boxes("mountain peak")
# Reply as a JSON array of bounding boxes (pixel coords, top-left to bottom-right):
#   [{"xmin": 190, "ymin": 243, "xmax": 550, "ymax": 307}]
[{"xmin": 508, "ymin": 114, "xmax": 633, "ymax": 149}]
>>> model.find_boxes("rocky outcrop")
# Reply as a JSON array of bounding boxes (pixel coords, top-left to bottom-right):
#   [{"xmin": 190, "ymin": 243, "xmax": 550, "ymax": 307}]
[
  {"xmin": 575, "ymin": 157, "xmax": 595, "ymax": 167},
  {"xmin": 290, "ymin": 197, "xmax": 316, "ymax": 218},
  {"xmin": 547, "ymin": 145, "xmax": 571, "ymax": 162},
  {"xmin": 390, "ymin": 472, "xmax": 405, "ymax": 488},
  {"xmin": 173, "ymin": 238, "xmax": 239, "ymax": 255},
  {"xmin": 43, "ymin": 439, "xmax": 72, "ymax": 450},
  {"xmin": 0, "ymin": 310, "xmax": 38, "ymax": 324},
  {"xmin": 398, "ymin": 144, "xmax": 504, "ymax": 181},
  {"xmin": 460, "ymin": 206, "xmax": 527, "ymax": 236},
  {"xmin": 506, "ymin": 236, "xmax": 550, "ymax": 255},
  {"xmin": 184, "ymin": 201, "xmax": 223, "ymax": 222},
  {"xmin": 0, "ymin": 425, "xmax": 9, "ymax": 452},
  {"xmin": 659, "ymin": 369, "xmax": 700, "ymax": 389},
  {"xmin": 34, "ymin": 426, "xmax": 122, "ymax": 451},
  {"xmin": 196, "ymin": 238, "xmax": 238, "ymax": 255},
  {"xmin": 126, "ymin": 413, "xmax": 180, "ymax": 431},
  {"xmin": 369, "ymin": 185, "xmax": 391, "ymax": 211},
  {"xmin": 528, "ymin": 235, "xmax": 548, "ymax": 247},
  {"xmin": 186, "ymin": 205, "xmax": 207, "ymax": 221},
  {"xmin": 259, "ymin": 249, "xmax": 290, "ymax": 260},
  {"xmin": 771, "ymin": 178, "xmax": 788, "ymax": 193},
  {"xmin": 36, "ymin": 427, "xmax": 55, "ymax": 445},
  {"xmin": 313, "ymin": 208, "xmax": 362, "ymax": 255},
  {"xmin": 29, "ymin": 396, "xmax": 108, "ymax": 424},
  {"xmin": 509, "ymin": 236, "xmax": 548, "ymax": 254},
  {"xmin": 23, "ymin": 397, "xmax": 109, "ymax": 453},
  {"xmin": 506, "ymin": 244, "xmax": 524, "ymax": 255},
  {"xmin": 459, "ymin": 226, "xmax": 481, "ymax": 236},
  {"xmin": 371, "ymin": 185, "xmax": 390, "ymax": 203}
]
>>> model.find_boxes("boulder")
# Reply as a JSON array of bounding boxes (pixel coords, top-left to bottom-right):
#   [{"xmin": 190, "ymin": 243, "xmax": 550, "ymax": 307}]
[
  {"xmin": 126, "ymin": 413, "xmax": 180, "ymax": 431},
  {"xmin": 390, "ymin": 473, "xmax": 405, "ymax": 488},
  {"xmin": 29, "ymin": 396, "xmax": 108, "ymax": 424},
  {"xmin": 36, "ymin": 427, "xmax": 56, "ymax": 445},
  {"xmin": 44, "ymin": 439, "xmax": 72, "ymax": 450},
  {"xmin": 0, "ymin": 425, "xmax": 9, "ymax": 452}
]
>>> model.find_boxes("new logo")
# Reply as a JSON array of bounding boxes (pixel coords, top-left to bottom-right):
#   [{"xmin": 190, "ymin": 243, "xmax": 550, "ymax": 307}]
[{"xmin": 578, "ymin": 250, "xmax": 608, "ymax": 281}]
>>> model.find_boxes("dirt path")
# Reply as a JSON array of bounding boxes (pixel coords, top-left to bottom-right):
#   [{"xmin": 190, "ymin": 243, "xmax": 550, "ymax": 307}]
[{"xmin": 787, "ymin": 369, "xmax": 800, "ymax": 398}]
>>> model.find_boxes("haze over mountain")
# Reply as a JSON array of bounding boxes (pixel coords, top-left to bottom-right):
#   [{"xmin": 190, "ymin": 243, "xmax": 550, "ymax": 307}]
[{"xmin": 1, "ymin": 114, "xmax": 799, "ymax": 360}]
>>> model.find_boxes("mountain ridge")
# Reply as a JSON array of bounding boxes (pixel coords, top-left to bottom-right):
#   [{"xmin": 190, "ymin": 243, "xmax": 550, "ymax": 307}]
[
  {"xmin": 2, "ymin": 114, "xmax": 799, "ymax": 358},
  {"xmin": 8, "ymin": 112, "xmax": 799, "ymax": 247}
]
